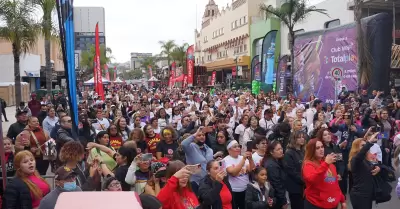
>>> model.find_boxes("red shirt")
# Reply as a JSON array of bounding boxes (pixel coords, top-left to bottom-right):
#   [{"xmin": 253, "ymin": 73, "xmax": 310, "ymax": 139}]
[
  {"xmin": 302, "ymin": 160, "xmax": 345, "ymax": 209},
  {"xmin": 109, "ymin": 135, "xmax": 123, "ymax": 150},
  {"xmin": 220, "ymin": 182, "xmax": 232, "ymax": 209},
  {"xmin": 145, "ymin": 134, "xmax": 161, "ymax": 156},
  {"xmin": 28, "ymin": 175, "xmax": 50, "ymax": 208},
  {"xmin": 157, "ymin": 176, "xmax": 199, "ymax": 209}
]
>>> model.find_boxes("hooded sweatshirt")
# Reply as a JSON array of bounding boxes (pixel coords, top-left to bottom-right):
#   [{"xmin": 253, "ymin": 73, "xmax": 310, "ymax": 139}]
[
  {"xmin": 302, "ymin": 160, "xmax": 345, "ymax": 209},
  {"xmin": 245, "ymin": 182, "xmax": 275, "ymax": 209},
  {"xmin": 157, "ymin": 176, "xmax": 199, "ymax": 209}
]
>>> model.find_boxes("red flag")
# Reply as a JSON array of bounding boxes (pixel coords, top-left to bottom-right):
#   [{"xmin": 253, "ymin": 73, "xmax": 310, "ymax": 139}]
[
  {"xmin": 232, "ymin": 66, "xmax": 237, "ymax": 78},
  {"xmin": 171, "ymin": 62, "xmax": 176, "ymax": 88},
  {"xmin": 183, "ymin": 75, "xmax": 188, "ymax": 88},
  {"xmin": 105, "ymin": 64, "xmax": 110, "ymax": 81},
  {"xmin": 211, "ymin": 71, "xmax": 216, "ymax": 86},
  {"xmin": 148, "ymin": 65, "xmax": 153, "ymax": 87},
  {"xmin": 186, "ymin": 45, "xmax": 194, "ymax": 86},
  {"xmin": 94, "ymin": 23, "xmax": 104, "ymax": 100},
  {"xmin": 114, "ymin": 66, "xmax": 117, "ymax": 81}
]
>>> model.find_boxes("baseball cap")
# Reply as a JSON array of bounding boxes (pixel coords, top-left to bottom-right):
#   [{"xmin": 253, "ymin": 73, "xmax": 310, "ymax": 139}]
[
  {"xmin": 55, "ymin": 166, "xmax": 77, "ymax": 180},
  {"xmin": 15, "ymin": 109, "xmax": 28, "ymax": 117}
]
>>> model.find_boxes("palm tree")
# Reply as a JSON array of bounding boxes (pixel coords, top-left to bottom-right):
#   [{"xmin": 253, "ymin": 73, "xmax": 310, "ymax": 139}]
[
  {"xmin": 80, "ymin": 44, "xmax": 113, "ymax": 80},
  {"xmin": 141, "ymin": 57, "xmax": 158, "ymax": 78},
  {"xmin": 0, "ymin": 0, "xmax": 40, "ymax": 105},
  {"xmin": 260, "ymin": 0, "xmax": 327, "ymax": 83},
  {"xmin": 34, "ymin": 0, "xmax": 57, "ymax": 97},
  {"xmin": 159, "ymin": 40, "xmax": 176, "ymax": 67},
  {"xmin": 171, "ymin": 43, "xmax": 189, "ymax": 72}
]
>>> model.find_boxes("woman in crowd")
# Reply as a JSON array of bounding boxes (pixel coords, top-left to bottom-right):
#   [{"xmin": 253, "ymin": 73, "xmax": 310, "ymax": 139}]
[
  {"xmin": 143, "ymin": 124, "xmax": 161, "ymax": 156},
  {"xmin": 156, "ymin": 127, "xmax": 179, "ymax": 160},
  {"xmin": 3, "ymin": 151, "xmax": 50, "ymax": 209},
  {"xmin": 15, "ymin": 117, "xmax": 51, "ymax": 175},
  {"xmin": 262, "ymin": 141, "xmax": 288, "ymax": 209},
  {"xmin": 0, "ymin": 137, "xmax": 15, "ymax": 196},
  {"xmin": 362, "ymin": 108, "xmax": 379, "ymax": 129},
  {"xmin": 156, "ymin": 108, "xmax": 170, "ymax": 129},
  {"xmin": 60, "ymin": 141, "xmax": 98, "ymax": 191},
  {"xmin": 107, "ymin": 124, "xmax": 123, "ymax": 151},
  {"xmin": 157, "ymin": 160, "xmax": 199, "ymax": 209},
  {"xmin": 150, "ymin": 117, "xmax": 161, "ymax": 134},
  {"xmin": 181, "ymin": 126, "xmax": 214, "ymax": 195},
  {"xmin": 284, "ymin": 131, "xmax": 305, "ymax": 209},
  {"xmin": 245, "ymin": 167, "xmax": 275, "ymax": 209},
  {"xmin": 144, "ymin": 162, "xmax": 166, "ymax": 196},
  {"xmin": 115, "ymin": 117, "xmax": 130, "ymax": 142},
  {"xmin": 42, "ymin": 107, "xmax": 58, "ymax": 134},
  {"xmin": 210, "ymin": 129, "xmax": 229, "ymax": 158},
  {"xmin": 302, "ymin": 139, "xmax": 345, "ymax": 209},
  {"xmin": 316, "ymin": 128, "xmax": 345, "ymax": 189},
  {"xmin": 198, "ymin": 160, "xmax": 234, "ymax": 209},
  {"xmin": 251, "ymin": 137, "xmax": 267, "ymax": 167},
  {"xmin": 234, "ymin": 115, "xmax": 249, "ymax": 149},
  {"xmin": 224, "ymin": 140, "xmax": 255, "ymax": 209},
  {"xmin": 89, "ymin": 131, "xmax": 117, "ymax": 172},
  {"xmin": 129, "ymin": 128, "xmax": 147, "ymax": 154},
  {"xmin": 242, "ymin": 116, "xmax": 260, "ymax": 153},
  {"xmin": 348, "ymin": 133, "xmax": 381, "ymax": 209}
]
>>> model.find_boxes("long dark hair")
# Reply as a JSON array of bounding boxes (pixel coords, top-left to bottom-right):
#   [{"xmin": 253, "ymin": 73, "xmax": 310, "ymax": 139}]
[
  {"xmin": 261, "ymin": 140, "xmax": 281, "ymax": 167},
  {"xmin": 287, "ymin": 131, "xmax": 306, "ymax": 151},
  {"xmin": 117, "ymin": 146, "xmax": 136, "ymax": 165}
]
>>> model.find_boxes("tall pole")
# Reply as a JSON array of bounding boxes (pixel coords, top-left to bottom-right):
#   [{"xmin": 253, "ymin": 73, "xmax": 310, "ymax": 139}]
[
  {"xmin": 0, "ymin": 102, "xmax": 7, "ymax": 190},
  {"xmin": 393, "ymin": 0, "xmax": 396, "ymax": 45}
]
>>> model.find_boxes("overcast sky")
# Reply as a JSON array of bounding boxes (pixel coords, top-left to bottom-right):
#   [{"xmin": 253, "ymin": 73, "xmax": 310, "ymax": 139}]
[{"xmin": 74, "ymin": 0, "xmax": 325, "ymax": 63}]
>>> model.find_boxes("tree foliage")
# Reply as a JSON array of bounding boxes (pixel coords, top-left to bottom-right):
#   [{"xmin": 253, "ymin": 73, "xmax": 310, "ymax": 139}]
[
  {"xmin": 0, "ymin": 0, "xmax": 40, "ymax": 105},
  {"xmin": 158, "ymin": 40, "xmax": 176, "ymax": 66},
  {"xmin": 80, "ymin": 44, "xmax": 113, "ymax": 79}
]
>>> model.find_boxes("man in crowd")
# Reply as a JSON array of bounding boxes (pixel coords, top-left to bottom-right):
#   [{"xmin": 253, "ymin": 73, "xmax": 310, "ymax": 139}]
[
  {"xmin": 28, "ymin": 93, "xmax": 41, "ymax": 117},
  {"xmin": 6, "ymin": 109, "xmax": 28, "ymax": 142}
]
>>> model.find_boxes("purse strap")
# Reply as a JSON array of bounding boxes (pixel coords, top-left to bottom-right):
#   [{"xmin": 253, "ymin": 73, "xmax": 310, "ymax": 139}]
[{"xmin": 30, "ymin": 131, "xmax": 44, "ymax": 155}]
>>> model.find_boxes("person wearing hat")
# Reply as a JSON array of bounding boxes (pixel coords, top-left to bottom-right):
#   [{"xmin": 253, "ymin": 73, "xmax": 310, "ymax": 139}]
[
  {"xmin": 38, "ymin": 166, "xmax": 81, "ymax": 209},
  {"xmin": 6, "ymin": 108, "xmax": 28, "ymax": 142}
]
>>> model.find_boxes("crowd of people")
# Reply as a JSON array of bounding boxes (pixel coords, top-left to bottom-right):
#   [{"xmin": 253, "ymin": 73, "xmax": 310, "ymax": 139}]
[{"xmin": 0, "ymin": 84, "xmax": 399, "ymax": 209}]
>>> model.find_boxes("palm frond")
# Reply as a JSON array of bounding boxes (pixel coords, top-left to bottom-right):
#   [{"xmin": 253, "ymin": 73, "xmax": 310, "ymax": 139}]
[{"xmin": 260, "ymin": 4, "xmax": 290, "ymax": 27}]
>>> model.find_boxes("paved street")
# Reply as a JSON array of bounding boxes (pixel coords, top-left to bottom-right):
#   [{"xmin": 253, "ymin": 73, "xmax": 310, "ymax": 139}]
[{"xmin": 1, "ymin": 107, "xmax": 399, "ymax": 205}]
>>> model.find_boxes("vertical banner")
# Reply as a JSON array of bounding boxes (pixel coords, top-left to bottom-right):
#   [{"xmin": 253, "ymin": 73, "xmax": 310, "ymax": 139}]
[
  {"xmin": 94, "ymin": 22, "xmax": 104, "ymax": 100},
  {"xmin": 56, "ymin": 0, "xmax": 78, "ymax": 128},
  {"xmin": 251, "ymin": 55, "xmax": 261, "ymax": 81},
  {"xmin": 261, "ymin": 30, "xmax": 278, "ymax": 90},
  {"xmin": 276, "ymin": 55, "xmax": 289, "ymax": 97},
  {"xmin": 105, "ymin": 64, "xmax": 110, "ymax": 81},
  {"xmin": 186, "ymin": 45, "xmax": 194, "ymax": 86},
  {"xmin": 148, "ymin": 65, "xmax": 153, "ymax": 88},
  {"xmin": 183, "ymin": 75, "xmax": 188, "ymax": 88},
  {"xmin": 211, "ymin": 71, "xmax": 216, "ymax": 86},
  {"xmin": 293, "ymin": 26, "xmax": 357, "ymax": 103},
  {"xmin": 232, "ymin": 66, "xmax": 236, "ymax": 78},
  {"xmin": 171, "ymin": 62, "xmax": 176, "ymax": 87}
]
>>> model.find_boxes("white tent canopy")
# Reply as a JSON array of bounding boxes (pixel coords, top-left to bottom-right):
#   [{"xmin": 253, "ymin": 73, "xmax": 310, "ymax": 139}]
[
  {"xmin": 84, "ymin": 77, "xmax": 110, "ymax": 85},
  {"xmin": 148, "ymin": 76, "xmax": 160, "ymax": 82},
  {"xmin": 113, "ymin": 77, "xmax": 124, "ymax": 83}
]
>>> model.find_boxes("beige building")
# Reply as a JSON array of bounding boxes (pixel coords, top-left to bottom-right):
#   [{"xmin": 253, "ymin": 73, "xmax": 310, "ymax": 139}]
[{"xmin": 194, "ymin": 0, "xmax": 263, "ymax": 85}]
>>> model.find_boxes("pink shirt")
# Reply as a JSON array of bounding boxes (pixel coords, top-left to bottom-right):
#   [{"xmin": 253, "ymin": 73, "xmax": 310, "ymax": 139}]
[{"xmin": 28, "ymin": 175, "xmax": 50, "ymax": 208}]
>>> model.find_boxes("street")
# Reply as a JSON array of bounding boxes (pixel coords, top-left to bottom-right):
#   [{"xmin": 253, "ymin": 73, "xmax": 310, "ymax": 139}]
[{"xmin": 1, "ymin": 107, "xmax": 399, "ymax": 207}]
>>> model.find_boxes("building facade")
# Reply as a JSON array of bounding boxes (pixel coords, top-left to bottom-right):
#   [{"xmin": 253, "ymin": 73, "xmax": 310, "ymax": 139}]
[
  {"xmin": 74, "ymin": 7, "xmax": 106, "ymax": 74},
  {"xmin": 194, "ymin": 0, "xmax": 265, "ymax": 86},
  {"xmin": 130, "ymin": 52, "xmax": 153, "ymax": 70}
]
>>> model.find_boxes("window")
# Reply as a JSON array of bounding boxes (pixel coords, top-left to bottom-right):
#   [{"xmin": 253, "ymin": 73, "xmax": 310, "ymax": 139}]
[
  {"xmin": 240, "ymin": 18, "xmax": 242, "ymax": 25},
  {"xmin": 212, "ymin": 10, "xmax": 214, "ymax": 16},
  {"xmin": 213, "ymin": 32, "xmax": 216, "ymax": 38},
  {"xmin": 231, "ymin": 22, "xmax": 235, "ymax": 29},
  {"xmin": 222, "ymin": 28, "xmax": 224, "ymax": 34},
  {"xmin": 325, "ymin": 19, "xmax": 340, "ymax": 28},
  {"xmin": 244, "ymin": 44, "xmax": 247, "ymax": 51},
  {"xmin": 244, "ymin": 16, "xmax": 247, "ymax": 24},
  {"xmin": 239, "ymin": 45, "xmax": 243, "ymax": 53},
  {"xmin": 204, "ymin": 36, "xmax": 208, "ymax": 42},
  {"xmin": 235, "ymin": 20, "xmax": 238, "ymax": 27}
]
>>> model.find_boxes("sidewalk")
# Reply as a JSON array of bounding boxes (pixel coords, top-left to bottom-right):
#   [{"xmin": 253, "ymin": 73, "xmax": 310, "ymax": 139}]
[{"xmin": 1, "ymin": 106, "xmax": 16, "ymax": 137}]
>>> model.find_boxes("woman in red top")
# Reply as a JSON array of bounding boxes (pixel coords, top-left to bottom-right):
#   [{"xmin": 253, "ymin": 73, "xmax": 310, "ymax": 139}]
[
  {"xmin": 198, "ymin": 160, "xmax": 234, "ymax": 209},
  {"xmin": 3, "ymin": 150, "xmax": 50, "ymax": 209},
  {"xmin": 108, "ymin": 124, "xmax": 123, "ymax": 151},
  {"xmin": 15, "ymin": 117, "xmax": 50, "ymax": 175},
  {"xmin": 302, "ymin": 139, "xmax": 346, "ymax": 209},
  {"xmin": 143, "ymin": 124, "xmax": 161, "ymax": 156},
  {"xmin": 157, "ymin": 160, "xmax": 199, "ymax": 209}
]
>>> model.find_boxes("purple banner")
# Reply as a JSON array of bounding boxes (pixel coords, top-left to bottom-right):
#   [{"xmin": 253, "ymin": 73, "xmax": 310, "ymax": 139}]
[
  {"xmin": 251, "ymin": 55, "xmax": 261, "ymax": 81},
  {"xmin": 277, "ymin": 55, "xmax": 289, "ymax": 97},
  {"xmin": 293, "ymin": 26, "xmax": 358, "ymax": 104}
]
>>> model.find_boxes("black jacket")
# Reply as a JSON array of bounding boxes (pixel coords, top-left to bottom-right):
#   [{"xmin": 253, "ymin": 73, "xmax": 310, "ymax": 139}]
[
  {"xmin": 263, "ymin": 158, "xmax": 287, "ymax": 208},
  {"xmin": 245, "ymin": 182, "xmax": 276, "ymax": 209},
  {"xmin": 324, "ymin": 143, "xmax": 345, "ymax": 177},
  {"xmin": 198, "ymin": 175, "xmax": 235, "ymax": 209},
  {"xmin": 350, "ymin": 142, "xmax": 375, "ymax": 197},
  {"xmin": 283, "ymin": 147, "xmax": 304, "ymax": 194},
  {"xmin": 7, "ymin": 122, "xmax": 26, "ymax": 142},
  {"xmin": 3, "ymin": 177, "xmax": 37, "ymax": 209}
]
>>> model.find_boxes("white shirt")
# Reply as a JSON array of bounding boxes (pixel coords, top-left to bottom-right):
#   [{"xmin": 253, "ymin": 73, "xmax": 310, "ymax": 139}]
[
  {"xmin": 252, "ymin": 152, "xmax": 264, "ymax": 167},
  {"xmin": 306, "ymin": 108, "xmax": 317, "ymax": 127},
  {"xmin": 223, "ymin": 155, "xmax": 249, "ymax": 192},
  {"xmin": 92, "ymin": 118, "xmax": 110, "ymax": 131}
]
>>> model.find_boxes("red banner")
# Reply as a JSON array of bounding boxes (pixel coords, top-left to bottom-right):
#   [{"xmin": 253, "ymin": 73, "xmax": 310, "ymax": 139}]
[
  {"xmin": 171, "ymin": 62, "xmax": 176, "ymax": 88},
  {"xmin": 183, "ymin": 75, "xmax": 188, "ymax": 87},
  {"xmin": 94, "ymin": 23, "xmax": 104, "ymax": 100},
  {"xmin": 114, "ymin": 66, "xmax": 117, "ymax": 81},
  {"xmin": 186, "ymin": 45, "xmax": 194, "ymax": 86},
  {"xmin": 232, "ymin": 66, "xmax": 236, "ymax": 77},
  {"xmin": 148, "ymin": 65, "xmax": 153, "ymax": 87},
  {"xmin": 105, "ymin": 64, "xmax": 110, "ymax": 81},
  {"xmin": 211, "ymin": 71, "xmax": 216, "ymax": 86}
]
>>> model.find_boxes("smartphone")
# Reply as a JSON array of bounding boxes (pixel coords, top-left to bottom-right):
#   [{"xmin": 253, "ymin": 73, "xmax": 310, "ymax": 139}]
[
  {"xmin": 246, "ymin": 141, "xmax": 253, "ymax": 152},
  {"xmin": 185, "ymin": 164, "xmax": 201, "ymax": 174},
  {"xmin": 141, "ymin": 153, "xmax": 153, "ymax": 161},
  {"xmin": 218, "ymin": 160, "xmax": 226, "ymax": 171},
  {"xmin": 336, "ymin": 153, "xmax": 343, "ymax": 161}
]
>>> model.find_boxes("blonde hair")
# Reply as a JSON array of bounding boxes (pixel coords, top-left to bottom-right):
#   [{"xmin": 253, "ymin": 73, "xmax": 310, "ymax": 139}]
[
  {"xmin": 14, "ymin": 151, "xmax": 50, "ymax": 199},
  {"xmin": 348, "ymin": 138, "xmax": 365, "ymax": 171}
]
